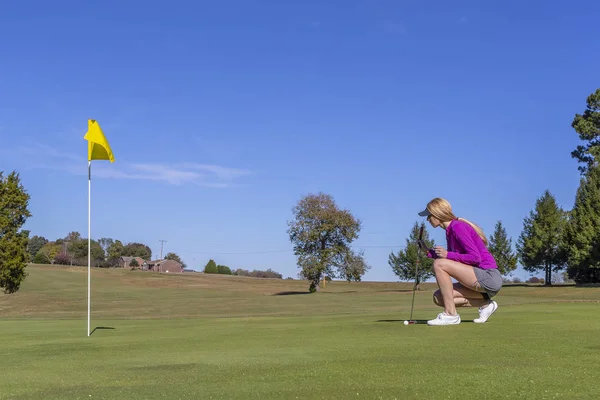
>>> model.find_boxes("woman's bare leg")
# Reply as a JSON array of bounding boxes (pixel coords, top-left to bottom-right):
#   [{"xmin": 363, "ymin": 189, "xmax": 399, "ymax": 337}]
[
  {"xmin": 432, "ymin": 258, "xmax": 487, "ymax": 315},
  {"xmin": 433, "ymin": 282, "xmax": 489, "ymax": 308}
]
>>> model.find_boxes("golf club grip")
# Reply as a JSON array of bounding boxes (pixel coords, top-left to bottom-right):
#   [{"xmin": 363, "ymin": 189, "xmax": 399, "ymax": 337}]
[{"xmin": 419, "ymin": 224, "xmax": 424, "ymax": 241}]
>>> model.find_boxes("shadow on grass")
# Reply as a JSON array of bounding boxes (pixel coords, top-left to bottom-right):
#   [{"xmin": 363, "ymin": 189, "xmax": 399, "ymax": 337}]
[
  {"xmin": 377, "ymin": 289, "xmax": 415, "ymax": 293},
  {"xmin": 503, "ymin": 283, "xmax": 578, "ymax": 288},
  {"xmin": 273, "ymin": 291, "xmax": 312, "ymax": 296},
  {"xmin": 90, "ymin": 326, "xmax": 116, "ymax": 335},
  {"xmin": 376, "ymin": 319, "xmax": 475, "ymax": 323},
  {"xmin": 323, "ymin": 290, "xmax": 359, "ymax": 294},
  {"xmin": 273, "ymin": 290, "xmax": 360, "ymax": 296}
]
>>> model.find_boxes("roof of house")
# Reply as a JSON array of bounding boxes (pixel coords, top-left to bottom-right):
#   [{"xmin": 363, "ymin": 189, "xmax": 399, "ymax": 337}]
[{"xmin": 147, "ymin": 259, "xmax": 182, "ymax": 266}]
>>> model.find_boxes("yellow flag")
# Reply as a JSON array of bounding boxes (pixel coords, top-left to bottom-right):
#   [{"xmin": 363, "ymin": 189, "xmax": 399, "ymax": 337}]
[{"xmin": 84, "ymin": 119, "xmax": 115, "ymax": 162}]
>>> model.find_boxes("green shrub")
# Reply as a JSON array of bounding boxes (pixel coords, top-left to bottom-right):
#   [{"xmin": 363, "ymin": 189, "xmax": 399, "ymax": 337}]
[
  {"xmin": 33, "ymin": 252, "xmax": 49, "ymax": 264},
  {"xmin": 217, "ymin": 265, "xmax": 232, "ymax": 275}
]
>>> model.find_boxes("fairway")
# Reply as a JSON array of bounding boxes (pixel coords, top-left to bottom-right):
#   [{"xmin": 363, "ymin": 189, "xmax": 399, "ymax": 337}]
[{"xmin": 2, "ymin": 265, "xmax": 600, "ymax": 399}]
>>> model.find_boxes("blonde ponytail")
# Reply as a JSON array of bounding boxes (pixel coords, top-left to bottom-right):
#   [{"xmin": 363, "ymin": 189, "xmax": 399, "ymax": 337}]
[{"xmin": 457, "ymin": 217, "xmax": 487, "ymax": 246}]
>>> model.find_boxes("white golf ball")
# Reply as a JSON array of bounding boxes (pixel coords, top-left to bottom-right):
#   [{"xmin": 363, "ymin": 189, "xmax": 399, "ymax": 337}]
[{"xmin": 403, "ymin": 320, "xmax": 408, "ymax": 325}]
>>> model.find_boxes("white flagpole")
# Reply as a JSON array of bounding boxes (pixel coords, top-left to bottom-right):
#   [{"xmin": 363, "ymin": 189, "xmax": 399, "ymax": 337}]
[{"xmin": 87, "ymin": 160, "xmax": 91, "ymax": 336}]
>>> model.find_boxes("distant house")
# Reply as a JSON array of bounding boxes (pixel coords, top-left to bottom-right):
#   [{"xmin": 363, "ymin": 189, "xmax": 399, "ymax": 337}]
[
  {"xmin": 146, "ymin": 259, "xmax": 183, "ymax": 273},
  {"xmin": 118, "ymin": 256, "xmax": 145, "ymax": 269}
]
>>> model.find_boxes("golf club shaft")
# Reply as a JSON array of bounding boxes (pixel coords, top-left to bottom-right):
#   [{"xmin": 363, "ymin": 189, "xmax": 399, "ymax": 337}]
[
  {"xmin": 409, "ymin": 223, "xmax": 424, "ymax": 322},
  {"xmin": 410, "ymin": 252, "xmax": 420, "ymax": 321}
]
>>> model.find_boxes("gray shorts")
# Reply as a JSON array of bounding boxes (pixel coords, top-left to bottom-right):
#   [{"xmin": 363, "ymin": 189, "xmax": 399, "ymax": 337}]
[{"xmin": 473, "ymin": 267, "xmax": 503, "ymax": 298}]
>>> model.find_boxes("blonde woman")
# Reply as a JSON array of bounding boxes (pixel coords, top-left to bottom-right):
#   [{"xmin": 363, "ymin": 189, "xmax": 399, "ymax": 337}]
[{"xmin": 417, "ymin": 198, "xmax": 502, "ymax": 326}]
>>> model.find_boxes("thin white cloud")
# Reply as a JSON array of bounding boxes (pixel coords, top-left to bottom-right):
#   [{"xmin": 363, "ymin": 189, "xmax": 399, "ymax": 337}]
[
  {"xmin": 178, "ymin": 163, "xmax": 251, "ymax": 180},
  {"xmin": 4, "ymin": 143, "xmax": 250, "ymax": 188},
  {"xmin": 15, "ymin": 142, "xmax": 82, "ymax": 162},
  {"xmin": 128, "ymin": 164, "xmax": 204, "ymax": 185},
  {"xmin": 458, "ymin": 16, "xmax": 468, "ymax": 24}
]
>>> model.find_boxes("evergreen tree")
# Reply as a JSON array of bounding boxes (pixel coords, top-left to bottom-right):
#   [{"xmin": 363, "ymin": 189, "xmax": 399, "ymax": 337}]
[
  {"xmin": 204, "ymin": 259, "xmax": 218, "ymax": 274},
  {"xmin": 0, "ymin": 171, "xmax": 32, "ymax": 294},
  {"xmin": 563, "ymin": 165, "xmax": 600, "ymax": 283},
  {"xmin": 488, "ymin": 221, "xmax": 518, "ymax": 276},
  {"xmin": 388, "ymin": 222, "xmax": 435, "ymax": 290},
  {"xmin": 571, "ymin": 88, "xmax": 600, "ymax": 174},
  {"xmin": 516, "ymin": 190, "xmax": 567, "ymax": 285}
]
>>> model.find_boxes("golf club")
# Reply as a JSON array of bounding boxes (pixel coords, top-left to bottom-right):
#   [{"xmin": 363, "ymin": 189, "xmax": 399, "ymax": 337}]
[{"xmin": 404, "ymin": 223, "xmax": 424, "ymax": 325}]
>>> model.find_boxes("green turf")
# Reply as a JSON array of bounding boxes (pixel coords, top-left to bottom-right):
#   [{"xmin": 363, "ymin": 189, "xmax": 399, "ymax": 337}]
[{"xmin": 1, "ymin": 265, "xmax": 599, "ymax": 399}]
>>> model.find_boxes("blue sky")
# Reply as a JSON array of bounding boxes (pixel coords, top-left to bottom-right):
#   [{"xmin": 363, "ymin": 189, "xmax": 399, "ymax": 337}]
[{"xmin": 1, "ymin": 0, "xmax": 598, "ymax": 281}]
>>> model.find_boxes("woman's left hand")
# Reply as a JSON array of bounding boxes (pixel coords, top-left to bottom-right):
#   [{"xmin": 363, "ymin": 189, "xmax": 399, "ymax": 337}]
[{"xmin": 434, "ymin": 246, "xmax": 447, "ymax": 258}]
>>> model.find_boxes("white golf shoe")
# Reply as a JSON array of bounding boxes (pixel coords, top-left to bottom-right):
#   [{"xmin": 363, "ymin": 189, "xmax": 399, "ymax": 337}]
[
  {"xmin": 473, "ymin": 301, "xmax": 498, "ymax": 323},
  {"xmin": 427, "ymin": 312, "xmax": 461, "ymax": 326}
]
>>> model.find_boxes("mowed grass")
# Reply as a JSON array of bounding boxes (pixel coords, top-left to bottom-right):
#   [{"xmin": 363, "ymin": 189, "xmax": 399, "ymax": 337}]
[{"xmin": 1, "ymin": 265, "xmax": 600, "ymax": 399}]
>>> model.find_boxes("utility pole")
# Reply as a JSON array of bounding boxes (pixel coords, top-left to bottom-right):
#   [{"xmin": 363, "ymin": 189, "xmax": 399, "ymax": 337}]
[{"xmin": 159, "ymin": 240, "xmax": 167, "ymax": 259}]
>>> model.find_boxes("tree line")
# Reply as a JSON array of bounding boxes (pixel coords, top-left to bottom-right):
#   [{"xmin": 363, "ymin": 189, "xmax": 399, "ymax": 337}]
[
  {"xmin": 202, "ymin": 259, "xmax": 283, "ymax": 279},
  {"xmin": 514, "ymin": 89, "xmax": 600, "ymax": 285},
  {"xmin": 25, "ymin": 231, "xmax": 186, "ymax": 268}
]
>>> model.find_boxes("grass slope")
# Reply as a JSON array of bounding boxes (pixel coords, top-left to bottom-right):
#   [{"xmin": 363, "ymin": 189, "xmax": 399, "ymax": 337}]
[{"xmin": 1, "ymin": 265, "xmax": 600, "ymax": 399}]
